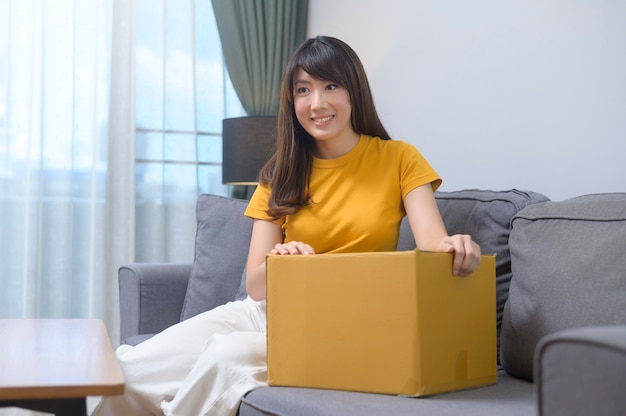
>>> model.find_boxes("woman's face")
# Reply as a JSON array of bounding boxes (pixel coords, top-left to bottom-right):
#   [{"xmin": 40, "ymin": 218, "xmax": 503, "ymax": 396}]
[{"xmin": 293, "ymin": 68, "xmax": 355, "ymax": 146}]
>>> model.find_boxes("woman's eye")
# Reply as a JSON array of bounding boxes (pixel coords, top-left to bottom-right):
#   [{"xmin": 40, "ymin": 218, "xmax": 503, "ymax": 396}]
[
  {"xmin": 326, "ymin": 84, "xmax": 338, "ymax": 91},
  {"xmin": 296, "ymin": 87, "xmax": 308, "ymax": 94}
]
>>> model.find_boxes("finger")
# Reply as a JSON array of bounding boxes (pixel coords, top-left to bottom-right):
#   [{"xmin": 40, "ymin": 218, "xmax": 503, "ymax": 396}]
[
  {"xmin": 452, "ymin": 249, "xmax": 465, "ymax": 276},
  {"xmin": 294, "ymin": 242, "xmax": 315, "ymax": 255},
  {"xmin": 441, "ymin": 241, "xmax": 455, "ymax": 253},
  {"xmin": 273, "ymin": 242, "xmax": 315, "ymax": 255},
  {"xmin": 444, "ymin": 235, "xmax": 476, "ymax": 276},
  {"xmin": 457, "ymin": 240, "xmax": 481, "ymax": 276},
  {"xmin": 440, "ymin": 236, "xmax": 463, "ymax": 276},
  {"xmin": 272, "ymin": 243, "xmax": 290, "ymax": 255}
]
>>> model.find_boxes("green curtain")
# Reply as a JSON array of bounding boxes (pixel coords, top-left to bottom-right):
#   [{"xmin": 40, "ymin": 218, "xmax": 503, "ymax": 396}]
[{"xmin": 211, "ymin": 0, "xmax": 308, "ymax": 116}]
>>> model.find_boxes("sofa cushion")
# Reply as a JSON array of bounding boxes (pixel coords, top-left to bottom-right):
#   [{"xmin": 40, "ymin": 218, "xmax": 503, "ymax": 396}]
[
  {"xmin": 500, "ymin": 193, "xmax": 626, "ymax": 380},
  {"xmin": 240, "ymin": 370, "xmax": 534, "ymax": 416},
  {"xmin": 399, "ymin": 189, "xmax": 549, "ymax": 359},
  {"xmin": 180, "ymin": 194, "xmax": 253, "ymax": 321}
]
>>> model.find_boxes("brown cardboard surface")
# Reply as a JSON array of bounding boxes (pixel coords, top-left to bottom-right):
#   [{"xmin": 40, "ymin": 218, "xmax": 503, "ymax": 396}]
[{"xmin": 266, "ymin": 250, "xmax": 497, "ymax": 396}]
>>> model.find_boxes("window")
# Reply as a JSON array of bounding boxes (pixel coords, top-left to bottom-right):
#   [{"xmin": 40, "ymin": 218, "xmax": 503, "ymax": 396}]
[{"xmin": 134, "ymin": 0, "xmax": 244, "ymax": 263}]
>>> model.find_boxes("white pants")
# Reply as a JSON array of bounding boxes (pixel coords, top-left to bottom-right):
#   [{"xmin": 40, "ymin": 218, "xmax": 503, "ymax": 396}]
[{"xmin": 91, "ymin": 297, "xmax": 268, "ymax": 416}]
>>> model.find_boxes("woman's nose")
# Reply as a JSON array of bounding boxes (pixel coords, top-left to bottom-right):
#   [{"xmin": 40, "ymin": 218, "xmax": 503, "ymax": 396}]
[{"xmin": 311, "ymin": 89, "xmax": 327, "ymax": 109}]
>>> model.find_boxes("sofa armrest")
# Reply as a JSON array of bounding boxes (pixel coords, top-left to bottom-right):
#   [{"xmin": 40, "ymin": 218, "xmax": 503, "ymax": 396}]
[
  {"xmin": 535, "ymin": 325, "xmax": 626, "ymax": 416},
  {"xmin": 119, "ymin": 263, "xmax": 192, "ymax": 345}
]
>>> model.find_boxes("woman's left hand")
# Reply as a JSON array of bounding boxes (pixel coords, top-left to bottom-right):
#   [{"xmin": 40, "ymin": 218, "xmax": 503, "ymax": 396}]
[{"xmin": 438, "ymin": 234, "xmax": 481, "ymax": 277}]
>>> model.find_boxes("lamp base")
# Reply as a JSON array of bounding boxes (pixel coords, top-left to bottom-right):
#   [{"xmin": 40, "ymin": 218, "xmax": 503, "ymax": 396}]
[{"xmin": 230, "ymin": 185, "xmax": 256, "ymax": 200}]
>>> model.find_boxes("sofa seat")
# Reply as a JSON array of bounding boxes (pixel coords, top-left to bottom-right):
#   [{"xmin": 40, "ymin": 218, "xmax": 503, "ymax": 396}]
[{"xmin": 240, "ymin": 370, "xmax": 534, "ymax": 416}]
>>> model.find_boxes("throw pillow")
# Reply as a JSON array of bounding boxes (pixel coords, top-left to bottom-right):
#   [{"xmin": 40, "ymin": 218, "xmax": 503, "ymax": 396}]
[
  {"xmin": 180, "ymin": 194, "xmax": 253, "ymax": 321},
  {"xmin": 500, "ymin": 193, "xmax": 626, "ymax": 380}
]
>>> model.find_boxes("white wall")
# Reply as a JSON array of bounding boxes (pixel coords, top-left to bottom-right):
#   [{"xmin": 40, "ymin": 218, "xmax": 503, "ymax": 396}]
[{"xmin": 307, "ymin": 1, "xmax": 626, "ymax": 201}]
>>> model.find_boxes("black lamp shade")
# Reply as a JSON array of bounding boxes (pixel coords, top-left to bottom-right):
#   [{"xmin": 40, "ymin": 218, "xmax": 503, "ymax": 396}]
[{"xmin": 222, "ymin": 116, "xmax": 277, "ymax": 185}]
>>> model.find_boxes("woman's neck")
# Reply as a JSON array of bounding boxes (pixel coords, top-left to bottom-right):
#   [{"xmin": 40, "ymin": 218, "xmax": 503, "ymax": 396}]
[{"xmin": 314, "ymin": 131, "xmax": 361, "ymax": 159}]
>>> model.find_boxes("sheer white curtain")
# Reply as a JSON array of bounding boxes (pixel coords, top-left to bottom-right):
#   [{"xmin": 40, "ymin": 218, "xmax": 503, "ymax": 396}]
[
  {"xmin": 0, "ymin": 0, "xmax": 114, "ymax": 325},
  {"xmin": 1, "ymin": 0, "xmax": 238, "ymax": 412},
  {"xmin": 0, "ymin": 0, "xmax": 242, "ymax": 349}
]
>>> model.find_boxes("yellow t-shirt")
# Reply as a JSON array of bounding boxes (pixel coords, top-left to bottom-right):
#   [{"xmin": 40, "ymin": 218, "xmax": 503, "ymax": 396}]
[{"xmin": 244, "ymin": 134, "xmax": 441, "ymax": 254}]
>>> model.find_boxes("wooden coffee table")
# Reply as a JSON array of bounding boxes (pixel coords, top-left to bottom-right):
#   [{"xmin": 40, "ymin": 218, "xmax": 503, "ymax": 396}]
[{"xmin": 0, "ymin": 319, "xmax": 125, "ymax": 415}]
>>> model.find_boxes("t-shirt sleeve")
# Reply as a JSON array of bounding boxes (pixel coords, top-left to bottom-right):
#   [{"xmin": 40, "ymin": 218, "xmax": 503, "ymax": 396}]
[
  {"xmin": 244, "ymin": 183, "xmax": 271, "ymax": 220},
  {"xmin": 398, "ymin": 142, "xmax": 442, "ymax": 198},
  {"xmin": 244, "ymin": 183, "xmax": 284, "ymax": 224}
]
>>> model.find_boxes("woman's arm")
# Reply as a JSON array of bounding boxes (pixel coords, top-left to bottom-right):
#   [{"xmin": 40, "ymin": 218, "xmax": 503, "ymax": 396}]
[
  {"xmin": 246, "ymin": 220, "xmax": 282, "ymax": 301},
  {"xmin": 245, "ymin": 219, "xmax": 315, "ymax": 301},
  {"xmin": 403, "ymin": 184, "xmax": 481, "ymax": 277}
]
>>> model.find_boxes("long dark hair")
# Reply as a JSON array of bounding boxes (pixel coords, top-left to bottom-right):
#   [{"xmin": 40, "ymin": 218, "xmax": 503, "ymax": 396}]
[{"xmin": 259, "ymin": 36, "xmax": 390, "ymax": 218}]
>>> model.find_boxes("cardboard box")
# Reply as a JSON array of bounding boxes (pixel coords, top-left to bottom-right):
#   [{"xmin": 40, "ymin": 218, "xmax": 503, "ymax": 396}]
[{"xmin": 266, "ymin": 250, "xmax": 497, "ymax": 396}]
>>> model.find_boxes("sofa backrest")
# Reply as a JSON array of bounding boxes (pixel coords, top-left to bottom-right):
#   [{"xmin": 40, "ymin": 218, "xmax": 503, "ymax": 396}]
[
  {"xmin": 500, "ymin": 193, "xmax": 626, "ymax": 381},
  {"xmin": 181, "ymin": 189, "xmax": 551, "ymax": 340}
]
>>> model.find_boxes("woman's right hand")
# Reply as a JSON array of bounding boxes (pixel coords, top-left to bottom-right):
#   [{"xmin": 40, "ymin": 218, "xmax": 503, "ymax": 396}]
[
  {"xmin": 246, "ymin": 222, "xmax": 315, "ymax": 300},
  {"xmin": 270, "ymin": 241, "xmax": 315, "ymax": 255}
]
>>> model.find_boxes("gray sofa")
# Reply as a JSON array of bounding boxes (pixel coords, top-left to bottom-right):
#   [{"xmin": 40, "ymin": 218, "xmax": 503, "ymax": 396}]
[{"xmin": 119, "ymin": 189, "xmax": 626, "ymax": 416}]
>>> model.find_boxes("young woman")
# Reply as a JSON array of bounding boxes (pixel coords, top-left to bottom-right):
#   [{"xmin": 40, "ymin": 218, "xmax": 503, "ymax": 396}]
[{"xmin": 92, "ymin": 35, "xmax": 480, "ymax": 416}]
